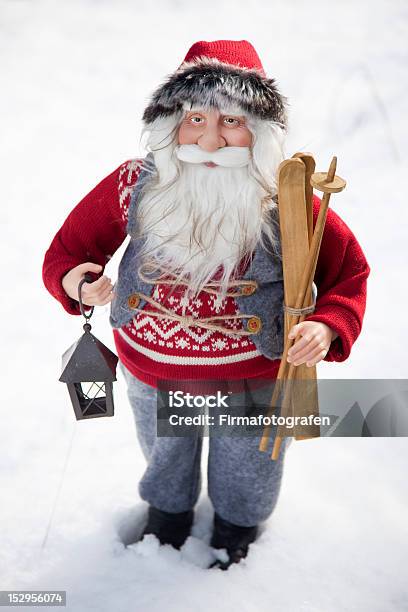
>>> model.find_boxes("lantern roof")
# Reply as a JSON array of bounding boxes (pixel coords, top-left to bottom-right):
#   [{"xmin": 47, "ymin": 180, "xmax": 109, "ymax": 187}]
[{"xmin": 59, "ymin": 330, "xmax": 118, "ymax": 383}]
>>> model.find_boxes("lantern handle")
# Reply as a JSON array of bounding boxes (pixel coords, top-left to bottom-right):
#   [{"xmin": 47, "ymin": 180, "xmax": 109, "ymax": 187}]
[{"xmin": 78, "ymin": 273, "xmax": 95, "ymax": 323}]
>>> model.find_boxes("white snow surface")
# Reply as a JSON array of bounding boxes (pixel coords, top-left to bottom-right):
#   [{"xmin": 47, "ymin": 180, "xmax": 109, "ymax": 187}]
[{"xmin": 1, "ymin": 0, "xmax": 408, "ymax": 610}]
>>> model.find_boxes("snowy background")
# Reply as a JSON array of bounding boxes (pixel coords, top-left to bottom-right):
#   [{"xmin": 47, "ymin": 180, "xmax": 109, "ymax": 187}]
[{"xmin": 1, "ymin": 0, "xmax": 408, "ymax": 610}]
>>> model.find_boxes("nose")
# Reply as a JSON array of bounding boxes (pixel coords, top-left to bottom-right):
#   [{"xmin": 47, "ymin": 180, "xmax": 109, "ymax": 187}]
[{"xmin": 197, "ymin": 123, "xmax": 226, "ymax": 152}]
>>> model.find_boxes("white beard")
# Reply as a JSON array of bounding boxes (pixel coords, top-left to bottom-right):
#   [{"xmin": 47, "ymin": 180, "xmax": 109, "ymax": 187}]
[{"xmin": 136, "ymin": 112, "xmax": 285, "ymax": 300}]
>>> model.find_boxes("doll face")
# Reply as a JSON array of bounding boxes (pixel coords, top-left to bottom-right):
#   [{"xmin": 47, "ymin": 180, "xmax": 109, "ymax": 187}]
[{"xmin": 178, "ymin": 108, "xmax": 253, "ymax": 159}]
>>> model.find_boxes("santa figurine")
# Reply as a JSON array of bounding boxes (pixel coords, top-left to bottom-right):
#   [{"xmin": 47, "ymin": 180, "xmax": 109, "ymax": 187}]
[{"xmin": 42, "ymin": 40, "xmax": 370, "ymax": 570}]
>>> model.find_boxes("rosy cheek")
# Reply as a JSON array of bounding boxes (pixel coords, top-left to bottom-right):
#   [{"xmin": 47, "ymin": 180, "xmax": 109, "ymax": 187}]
[
  {"xmin": 240, "ymin": 129, "xmax": 253, "ymax": 146},
  {"xmin": 178, "ymin": 125, "xmax": 198, "ymax": 145},
  {"xmin": 226, "ymin": 129, "xmax": 252, "ymax": 147}
]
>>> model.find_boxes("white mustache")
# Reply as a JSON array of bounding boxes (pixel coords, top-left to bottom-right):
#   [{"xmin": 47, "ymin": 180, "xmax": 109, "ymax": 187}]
[{"xmin": 175, "ymin": 144, "xmax": 251, "ymax": 168}]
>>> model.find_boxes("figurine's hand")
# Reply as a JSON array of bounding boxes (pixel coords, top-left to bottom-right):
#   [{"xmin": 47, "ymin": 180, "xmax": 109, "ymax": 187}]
[
  {"xmin": 62, "ymin": 262, "xmax": 115, "ymax": 307},
  {"xmin": 286, "ymin": 321, "xmax": 338, "ymax": 367}
]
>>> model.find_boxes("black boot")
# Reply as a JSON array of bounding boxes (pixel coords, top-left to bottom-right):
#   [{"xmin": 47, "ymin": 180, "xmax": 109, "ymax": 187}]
[
  {"xmin": 142, "ymin": 505, "xmax": 194, "ymax": 550},
  {"xmin": 209, "ymin": 513, "xmax": 258, "ymax": 570}
]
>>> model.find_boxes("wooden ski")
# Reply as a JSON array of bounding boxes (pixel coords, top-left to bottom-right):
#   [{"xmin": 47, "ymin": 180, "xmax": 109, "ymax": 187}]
[
  {"xmin": 277, "ymin": 157, "xmax": 320, "ymax": 443},
  {"xmin": 258, "ymin": 157, "xmax": 319, "ymax": 456},
  {"xmin": 290, "ymin": 152, "xmax": 320, "ymax": 441},
  {"xmin": 292, "ymin": 151, "xmax": 315, "ymax": 244}
]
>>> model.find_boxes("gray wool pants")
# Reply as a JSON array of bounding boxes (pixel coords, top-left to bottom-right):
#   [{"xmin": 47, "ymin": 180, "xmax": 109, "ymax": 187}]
[{"xmin": 120, "ymin": 362, "xmax": 291, "ymax": 527}]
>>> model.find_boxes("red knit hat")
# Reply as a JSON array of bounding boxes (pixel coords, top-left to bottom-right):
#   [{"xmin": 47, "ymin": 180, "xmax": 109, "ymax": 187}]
[
  {"xmin": 182, "ymin": 40, "xmax": 266, "ymax": 76},
  {"xmin": 142, "ymin": 39, "xmax": 287, "ymax": 128}
]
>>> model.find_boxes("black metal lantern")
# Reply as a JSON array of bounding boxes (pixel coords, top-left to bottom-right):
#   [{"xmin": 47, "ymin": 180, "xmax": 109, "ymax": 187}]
[{"xmin": 59, "ymin": 274, "xmax": 118, "ymax": 420}]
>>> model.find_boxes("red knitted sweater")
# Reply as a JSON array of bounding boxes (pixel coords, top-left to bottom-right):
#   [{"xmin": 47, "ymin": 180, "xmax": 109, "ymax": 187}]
[{"xmin": 42, "ymin": 159, "xmax": 370, "ymax": 388}]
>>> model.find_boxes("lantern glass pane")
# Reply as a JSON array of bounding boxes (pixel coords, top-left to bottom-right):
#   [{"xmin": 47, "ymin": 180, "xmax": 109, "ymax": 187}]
[
  {"xmin": 73, "ymin": 381, "xmax": 108, "ymax": 416},
  {"xmin": 81, "ymin": 381, "xmax": 106, "ymax": 398}
]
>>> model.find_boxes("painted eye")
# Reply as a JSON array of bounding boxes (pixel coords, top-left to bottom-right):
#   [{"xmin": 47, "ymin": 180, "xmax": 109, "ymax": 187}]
[
  {"xmin": 224, "ymin": 117, "xmax": 240, "ymax": 126},
  {"xmin": 190, "ymin": 116, "xmax": 203, "ymax": 124}
]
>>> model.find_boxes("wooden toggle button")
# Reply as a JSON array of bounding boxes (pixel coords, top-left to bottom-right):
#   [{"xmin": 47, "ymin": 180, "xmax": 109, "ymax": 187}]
[
  {"xmin": 247, "ymin": 316, "xmax": 262, "ymax": 334},
  {"xmin": 241, "ymin": 284, "xmax": 257, "ymax": 296},
  {"xmin": 127, "ymin": 293, "xmax": 141, "ymax": 309}
]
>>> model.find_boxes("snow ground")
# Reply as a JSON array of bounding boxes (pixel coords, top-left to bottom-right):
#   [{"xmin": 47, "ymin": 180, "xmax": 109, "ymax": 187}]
[{"xmin": 1, "ymin": 0, "xmax": 407, "ymax": 610}]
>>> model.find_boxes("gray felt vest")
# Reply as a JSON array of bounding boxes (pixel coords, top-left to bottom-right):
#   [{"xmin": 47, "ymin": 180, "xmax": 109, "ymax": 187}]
[{"xmin": 109, "ymin": 154, "xmax": 285, "ymax": 361}]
